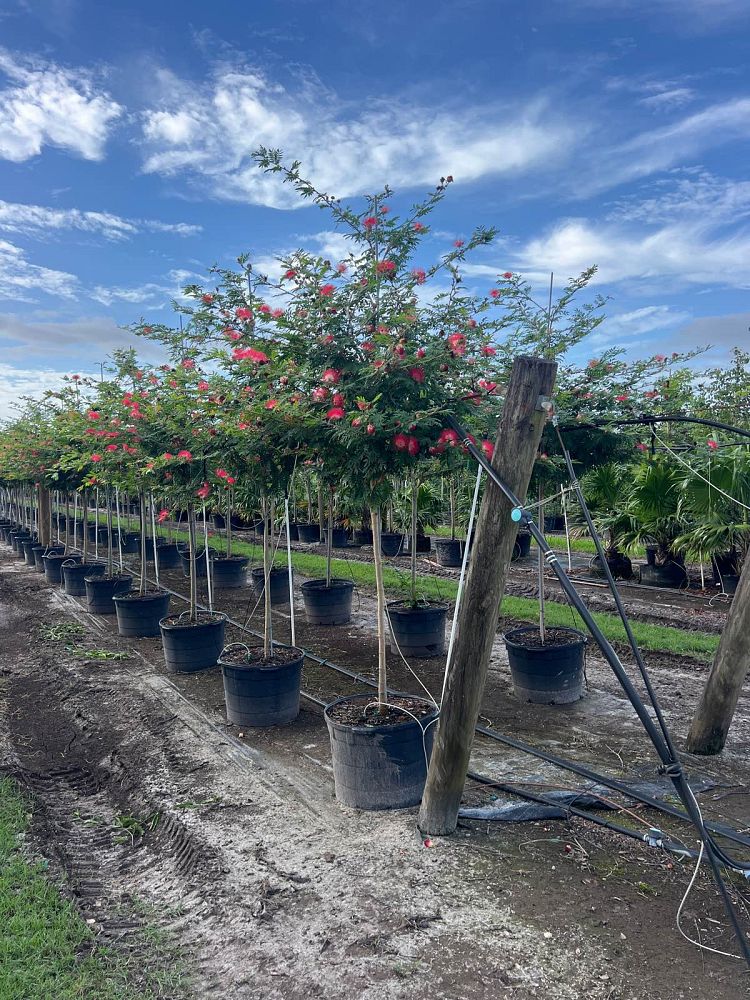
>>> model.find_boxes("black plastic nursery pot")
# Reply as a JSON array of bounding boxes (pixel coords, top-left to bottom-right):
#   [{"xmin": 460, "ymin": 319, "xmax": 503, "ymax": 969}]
[
  {"xmin": 712, "ymin": 552, "xmax": 741, "ymax": 587},
  {"xmin": 62, "ymin": 560, "xmax": 105, "ymax": 596},
  {"xmin": 113, "ymin": 590, "xmax": 171, "ymax": 637},
  {"xmin": 512, "ymin": 530, "xmax": 532, "ymax": 561},
  {"xmin": 322, "ymin": 527, "xmax": 349, "ymax": 549},
  {"xmin": 84, "ymin": 574, "xmax": 132, "ymax": 614},
  {"xmin": 380, "ymin": 532, "xmax": 404, "ymax": 557},
  {"xmin": 287, "ymin": 522, "xmax": 300, "ymax": 542},
  {"xmin": 154, "ymin": 542, "xmax": 182, "ymax": 569},
  {"xmin": 434, "ymin": 537, "xmax": 466, "ymax": 568},
  {"xmin": 403, "ymin": 533, "xmax": 431, "ymax": 554},
  {"xmin": 11, "ymin": 531, "xmax": 31, "ymax": 556},
  {"xmin": 352, "ymin": 527, "xmax": 373, "ymax": 546},
  {"xmin": 35, "ymin": 545, "xmax": 63, "ymax": 571},
  {"xmin": 43, "ymin": 552, "xmax": 80, "ymax": 585},
  {"xmin": 211, "ymin": 555, "xmax": 249, "ymax": 589},
  {"xmin": 503, "ymin": 625, "xmax": 587, "ymax": 705},
  {"xmin": 325, "ymin": 693, "xmax": 439, "ymax": 810},
  {"xmin": 639, "ymin": 559, "xmax": 688, "ymax": 589},
  {"xmin": 159, "ymin": 612, "xmax": 227, "ymax": 673},
  {"xmin": 180, "ymin": 548, "xmax": 217, "ymax": 578},
  {"xmin": 387, "ymin": 601, "xmax": 448, "ymax": 658},
  {"xmin": 301, "ymin": 578, "xmax": 355, "ymax": 625},
  {"xmin": 589, "ymin": 551, "xmax": 633, "ymax": 581},
  {"xmin": 297, "ymin": 523, "xmax": 321, "ymax": 543},
  {"xmin": 31, "ymin": 544, "xmax": 46, "ymax": 571},
  {"xmin": 22, "ymin": 538, "xmax": 39, "ymax": 565},
  {"xmin": 220, "ymin": 644, "xmax": 303, "ymax": 727},
  {"xmin": 251, "ymin": 566, "xmax": 292, "ymax": 606},
  {"xmin": 120, "ymin": 531, "xmax": 141, "ymax": 554}
]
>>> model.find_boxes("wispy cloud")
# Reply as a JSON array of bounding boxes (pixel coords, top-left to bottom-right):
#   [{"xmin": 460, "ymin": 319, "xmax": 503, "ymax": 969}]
[
  {"xmin": 89, "ymin": 268, "xmax": 204, "ymax": 308},
  {"xmin": 0, "ymin": 199, "xmax": 202, "ymax": 240},
  {"xmin": 139, "ymin": 64, "xmax": 574, "ymax": 208},
  {"xmin": 0, "ymin": 49, "xmax": 122, "ymax": 162},
  {"xmin": 0, "ymin": 239, "xmax": 78, "ymax": 302}
]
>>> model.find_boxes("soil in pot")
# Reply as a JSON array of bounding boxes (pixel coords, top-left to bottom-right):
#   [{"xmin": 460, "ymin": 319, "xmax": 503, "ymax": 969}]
[
  {"xmin": 159, "ymin": 611, "xmax": 227, "ymax": 673},
  {"xmin": 251, "ymin": 566, "xmax": 292, "ymax": 606},
  {"xmin": 113, "ymin": 590, "xmax": 171, "ymax": 637},
  {"xmin": 84, "ymin": 574, "xmax": 132, "ymax": 614},
  {"xmin": 387, "ymin": 601, "xmax": 447, "ymax": 658},
  {"xmin": 301, "ymin": 578, "xmax": 354, "ymax": 625},
  {"xmin": 297, "ymin": 523, "xmax": 321, "ymax": 543},
  {"xmin": 62, "ymin": 560, "xmax": 105, "ymax": 596},
  {"xmin": 589, "ymin": 551, "xmax": 633, "ymax": 580},
  {"xmin": 211, "ymin": 555, "xmax": 249, "ymax": 589},
  {"xmin": 435, "ymin": 537, "xmax": 466, "ymax": 567},
  {"xmin": 503, "ymin": 625, "xmax": 587, "ymax": 705},
  {"xmin": 220, "ymin": 644, "xmax": 303, "ymax": 727},
  {"xmin": 325, "ymin": 694, "xmax": 438, "ymax": 810},
  {"xmin": 380, "ymin": 532, "xmax": 404, "ymax": 557}
]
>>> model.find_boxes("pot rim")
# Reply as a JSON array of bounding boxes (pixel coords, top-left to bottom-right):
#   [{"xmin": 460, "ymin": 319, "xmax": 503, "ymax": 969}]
[
  {"xmin": 219, "ymin": 642, "xmax": 304, "ymax": 671},
  {"xmin": 324, "ymin": 692, "xmax": 438, "ymax": 734},
  {"xmin": 159, "ymin": 611, "xmax": 227, "ymax": 629},
  {"xmin": 301, "ymin": 577, "xmax": 355, "ymax": 592},
  {"xmin": 503, "ymin": 624, "xmax": 588, "ymax": 649},
  {"xmin": 386, "ymin": 599, "xmax": 448, "ymax": 614},
  {"xmin": 113, "ymin": 589, "xmax": 169, "ymax": 603}
]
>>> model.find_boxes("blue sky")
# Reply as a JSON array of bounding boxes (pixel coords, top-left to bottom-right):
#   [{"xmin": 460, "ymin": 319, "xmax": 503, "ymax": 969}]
[{"xmin": 0, "ymin": 0, "xmax": 748, "ymax": 415}]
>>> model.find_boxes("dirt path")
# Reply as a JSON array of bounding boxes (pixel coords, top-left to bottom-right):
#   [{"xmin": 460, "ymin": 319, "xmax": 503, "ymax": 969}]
[{"xmin": 1, "ymin": 551, "xmax": 749, "ymax": 999}]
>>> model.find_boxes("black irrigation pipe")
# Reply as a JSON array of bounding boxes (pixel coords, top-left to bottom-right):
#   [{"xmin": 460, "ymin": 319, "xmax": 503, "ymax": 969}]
[
  {"xmin": 559, "ymin": 413, "xmax": 750, "ymax": 441},
  {"xmin": 446, "ymin": 413, "xmax": 750, "ymax": 968}
]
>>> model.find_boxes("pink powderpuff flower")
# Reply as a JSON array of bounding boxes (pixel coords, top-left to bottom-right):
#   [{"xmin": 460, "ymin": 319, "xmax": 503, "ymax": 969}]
[
  {"xmin": 216, "ymin": 468, "xmax": 228, "ymax": 479},
  {"xmin": 394, "ymin": 344, "xmax": 406, "ymax": 358},
  {"xmin": 438, "ymin": 428, "xmax": 460, "ymax": 448},
  {"xmin": 181, "ymin": 359, "xmax": 195, "ymax": 369},
  {"xmin": 157, "ymin": 509, "xmax": 170, "ymax": 522},
  {"xmin": 326, "ymin": 407, "xmax": 345, "ymax": 421},
  {"xmin": 332, "ymin": 392, "xmax": 345, "ymax": 407},
  {"xmin": 412, "ymin": 268, "xmax": 426, "ymax": 284},
  {"xmin": 481, "ymin": 345, "xmax": 496, "ymax": 356},
  {"xmin": 416, "ymin": 347, "xmax": 426, "ymax": 359},
  {"xmin": 503, "ymin": 271, "xmax": 513, "ymax": 279},
  {"xmin": 312, "ymin": 387, "xmax": 329, "ymax": 402},
  {"xmin": 201, "ymin": 294, "xmax": 214, "ymax": 304},
  {"xmin": 447, "ymin": 333, "xmax": 466, "ymax": 357},
  {"xmin": 105, "ymin": 444, "xmax": 118, "ymax": 452},
  {"xmin": 352, "ymin": 417, "xmax": 362, "ymax": 427},
  {"xmin": 224, "ymin": 328, "xmax": 242, "ymax": 340},
  {"xmin": 258, "ymin": 304, "xmax": 271, "ymax": 314},
  {"xmin": 272, "ymin": 308, "xmax": 284, "ymax": 319},
  {"xmin": 481, "ymin": 440, "xmax": 494, "ymax": 460},
  {"xmin": 319, "ymin": 284, "xmax": 335, "ymax": 297},
  {"xmin": 380, "ymin": 205, "xmax": 390, "ymax": 214},
  {"xmin": 409, "ymin": 366, "xmax": 425, "ymax": 383},
  {"xmin": 635, "ymin": 443, "xmax": 648, "ymax": 452},
  {"xmin": 163, "ymin": 451, "xmax": 174, "ymax": 460},
  {"xmin": 454, "ymin": 240, "xmax": 464, "ymax": 248},
  {"xmin": 407, "ymin": 436, "xmax": 420, "ymax": 457},
  {"xmin": 225, "ymin": 476, "xmax": 236, "ymax": 485},
  {"xmin": 361, "ymin": 340, "xmax": 374, "ymax": 353},
  {"xmin": 615, "ymin": 394, "xmax": 629, "ymax": 402},
  {"xmin": 393, "ymin": 433, "xmax": 409, "ymax": 450},
  {"xmin": 284, "ymin": 269, "xmax": 296, "ymax": 279},
  {"xmin": 177, "ymin": 450, "xmax": 192, "ymax": 461},
  {"xmin": 265, "ymin": 399, "xmax": 278, "ymax": 410},
  {"xmin": 363, "ymin": 216, "xmax": 378, "ymax": 230},
  {"xmin": 376, "ymin": 260, "xmax": 396, "ymax": 274},
  {"xmin": 336, "ymin": 262, "xmax": 348, "ymax": 273},
  {"xmin": 643, "ymin": 390, "xmax": 659, "ymax": 399},
  {"xmin": 236, "ymin": 307, "xmax": 253, "ymax": 321},
  {"xmin": 413, "ymin": 221, "xmax": 425, "ymax": 231},
  {"xmin": 197, "ymin": 380, "xmax": 209, "ymax": 391},
  {"xmin": 654, "ymin": 354, "xmax": 667, "ymax": 362},
  {"xmin": 478, "ymin": 379, "xmax": 498, "ymax": 393},
  {"xmin": 196, "ymin": 482, "xmax": 211, "ymax": 500},
  {"xmin": 322, "ymin": 368, "xmax": 341, "ymax": 384},
  {"xmin": 91, "ymin": 453, "xmax": 102, "ymax": 462},
  {"xmin": 708, "ymin": 439, "xmax": 719, "ymax": 450},
  {"xmin": 489, "ymin": 288, "xmax": 500, "ymax": 298}
]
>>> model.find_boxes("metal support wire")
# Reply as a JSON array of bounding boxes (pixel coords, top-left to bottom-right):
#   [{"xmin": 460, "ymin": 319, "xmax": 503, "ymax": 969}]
[{"xmin": 445, "ymin": 413, "xmax": 750, "ymax": 968}]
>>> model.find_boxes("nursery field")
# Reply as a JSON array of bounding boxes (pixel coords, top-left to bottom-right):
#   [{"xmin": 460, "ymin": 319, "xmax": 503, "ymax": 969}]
[{"xmin": 1, "ymin": 529, "xmax": 749, "ymax": 1000}]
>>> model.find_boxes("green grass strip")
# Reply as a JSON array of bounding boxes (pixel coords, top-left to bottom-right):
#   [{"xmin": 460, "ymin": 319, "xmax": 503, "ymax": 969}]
[
  {"xmin": 156, "ymin": 527, "xmax": 716, "ymax": 662},
  {"xmin": 0, "ymin": 777, "xmax": 179, "ymax": 1000}
]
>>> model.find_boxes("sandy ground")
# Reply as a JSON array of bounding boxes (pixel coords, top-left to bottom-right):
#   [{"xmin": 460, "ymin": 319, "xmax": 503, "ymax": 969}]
[{"xmin": 1, "ymin": 545, "xmax": 749, "ymax": 999}]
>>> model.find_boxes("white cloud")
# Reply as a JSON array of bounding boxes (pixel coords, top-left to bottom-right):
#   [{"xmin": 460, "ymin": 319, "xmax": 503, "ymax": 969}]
[
  {"xmin": 0, "ymin": 49, "xmax": 122, "ymax": 162},
  {"xmin": 0, "ymin": 199, "xmax": 201, "ymax": 240},
  {"xmin": 502, "ymin": 215, "xmax": 750, "ymax": 291},
  {"xmin": 0, "ymin": 363, "xmax": 72, "ymax": 421},
  {"xmin": 89, "ymin": 268, "xmax": 204, "ymax": 308},
  {"xmin": 0, "ymin": 312, "xmax": 166, "ymax": 370},
  {"xmin": 140, "ymin": 65, "xmax": 573, "ymax": 207},
  {"xmin": 606, "ymin": 170, "xmax": 750, "ymax": 226},
  {"xmin": 0, "ymin": 240, "xmax": 78, "ymax": 302},
  {"xmin": 639, "ymin": 88, "xmax": 696, "ymax": 111},
  {"xmin": 587, "ymin": 305, "xmax": 692, "ymax": 350}
]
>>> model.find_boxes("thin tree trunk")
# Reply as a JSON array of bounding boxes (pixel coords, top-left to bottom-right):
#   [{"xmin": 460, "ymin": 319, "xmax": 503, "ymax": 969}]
[
  {"xmin": 326, "ymin": 487, "xmax": 334, "ymax": 587},
  {"xmin": 317, "ymin": 482, "xmax": 324, "ymax": 542},
  {"xmin": 187, "ymin": 504, "xmax": 198, "ymax": 622},
  {"xmin": 411, "ymin": 478, "xmax": 418, "ymax": 606},
  {"xmin": 262, "ymin": 496, "xmax": 272, "ymax": 658},
  {"xmin": 82, "ymin": 489, "xmax": 89, "ymax": 562},
  {"xmin": 449, "ymin": 478, "xmax": 456, "ymax": 542},
  {"xmin": 226, "ymin": 490, "xmax": 233, "ymax": 558},
  {"xmin": 105, "ymin": 486, "xmax": 114, "ymax": 577},
  {"xmin": 139, "ymin": 490, "xmax": 147, "ymax": 596},
  {"xmin": 371, "ymin": 508, "xmax": 387, "ymax": 712},
  {"xmin": 538, "ymin": 482, "xmax": 546, "ymax": 643}
]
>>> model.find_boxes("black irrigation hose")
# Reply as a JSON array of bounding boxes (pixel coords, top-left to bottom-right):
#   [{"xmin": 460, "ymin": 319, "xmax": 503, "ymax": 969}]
[{"xmin": 445, "ymin": 414, "xmax": 750, "ymax": 968}]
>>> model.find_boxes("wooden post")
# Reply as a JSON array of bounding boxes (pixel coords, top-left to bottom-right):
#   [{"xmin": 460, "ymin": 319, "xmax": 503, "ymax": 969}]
[
  {"xmin": 685, "ymin": 554, "xmax": 750, "ymax": 754},
  {"xmin": 38, "ymin": 486, "xmax": 51, "ymax": 546},
  {"xmin": 418, "ymin": 356, "xmax": 557, "ymax": 835}
]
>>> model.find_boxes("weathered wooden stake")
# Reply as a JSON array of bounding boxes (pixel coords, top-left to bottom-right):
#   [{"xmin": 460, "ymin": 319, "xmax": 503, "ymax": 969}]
[
  {"xmin": 418, "ymin": 355, "xmax": 557, "ymax": 835},
  {"xmin": 685, "ymin": 554, "xmax": 750, "ymax": 755}
]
